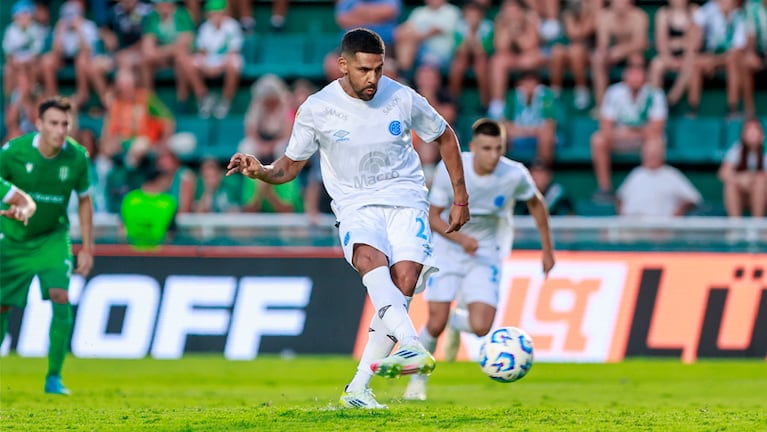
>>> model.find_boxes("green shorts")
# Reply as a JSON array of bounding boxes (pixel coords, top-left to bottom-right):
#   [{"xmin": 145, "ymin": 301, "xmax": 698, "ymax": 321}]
[{"xmin": 0, "ymin": 230, "xmax": 73, "ymax": 308}]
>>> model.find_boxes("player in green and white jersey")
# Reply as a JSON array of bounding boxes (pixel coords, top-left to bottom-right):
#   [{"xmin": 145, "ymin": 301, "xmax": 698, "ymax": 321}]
[
  {"xmin": 1, "ymin": 178, "xmax": 37, "ymax": 223},
  {"xmin": 0, "ymin": 97, "xmax": 94, "ymax": 396}
]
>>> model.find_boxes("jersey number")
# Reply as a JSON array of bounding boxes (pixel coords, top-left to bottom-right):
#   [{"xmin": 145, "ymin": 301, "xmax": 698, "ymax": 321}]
[{"xmin": 415, "ymin": 217, "xmax": 428, "ymax": 240}]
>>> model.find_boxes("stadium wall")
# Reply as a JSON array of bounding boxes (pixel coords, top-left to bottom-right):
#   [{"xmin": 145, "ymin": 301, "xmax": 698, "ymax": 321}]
[{"xmin": 3, "ymin": 248, "xmax": 765, "ymax": 362}]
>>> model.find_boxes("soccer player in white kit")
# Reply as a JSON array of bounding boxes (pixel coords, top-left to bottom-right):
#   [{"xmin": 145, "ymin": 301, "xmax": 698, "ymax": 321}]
[
  {"xmin": 403, "ymin": 118, "xmax": 555, "ymax": 401},
  {"xmin": 226, "ymin": 28, "xmax": 471, "ymax": 409}
]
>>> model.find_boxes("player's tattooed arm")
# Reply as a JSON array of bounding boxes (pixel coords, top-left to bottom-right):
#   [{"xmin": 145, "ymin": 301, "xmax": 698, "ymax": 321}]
[
  {"xmin": 433, "ymin": 125, "xmax": 470, "ymax": 232},
  {"xmin": 227, "ymin": 153, "xmax": 308, "ymax": 185}
]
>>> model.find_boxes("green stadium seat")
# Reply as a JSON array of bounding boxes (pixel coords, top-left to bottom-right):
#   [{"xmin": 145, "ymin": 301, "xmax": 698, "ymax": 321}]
[
  {"xmin": 306, "ymin": 33, "xmax": 340, "ymax": 65},
  {"xmin": 667, "ymin": 117, "xmax": 723, "ymax": 164},
  {"xmin": 575, "ymin": 200, "xmax": 617, "ymax": 216},
  {"xmin": 175, "ymin": 116, "xmax": 212, "ymax": 160},
  {"xmin": 558, "ymin": 117, "xmax": 597, "ymax": 163},
  {"xmin": 77, "ymin": 115, "xmax": 103, "ymax": 135},
  {"xmin": 723, "ymin": 119, "xmax": 742, "ymax": 152},
  {"xmin": 242, "ymin": 35, "xmax": 260, "ymax": 64},
  {"xmin": 203, "ymin": 117, "xmax": 244, "ymax": 161},
  {"xmin": 250, "ymin": 34, "xmax": 309, "ymax": 78}
]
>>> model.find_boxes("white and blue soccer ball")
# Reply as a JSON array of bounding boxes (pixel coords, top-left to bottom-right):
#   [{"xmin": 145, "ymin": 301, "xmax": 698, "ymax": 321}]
[{"xmin": 479, "ymin": 326, "xmax": 534, "ymax": 383}]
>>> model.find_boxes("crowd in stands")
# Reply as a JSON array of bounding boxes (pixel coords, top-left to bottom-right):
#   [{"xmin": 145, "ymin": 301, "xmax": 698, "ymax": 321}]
[{"xmin": 3, "ymin": 0, "xmax": 766, "ymax": 225}]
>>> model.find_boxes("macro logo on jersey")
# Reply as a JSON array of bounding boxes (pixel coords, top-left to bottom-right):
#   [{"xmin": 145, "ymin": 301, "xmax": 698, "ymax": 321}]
[
  {"xmin": 334, "ymin": 130, "xmax": 350, "ymax": 143},
  {"xmin": 353, "ymin": 151, "xmax": 400, "ymax": 188},
  {"xmin": 59, "ymin": 166, "xmax": 69, "ymax": 181},
  {"xmin": 388, "ymin": 120, "xmax": 402, "ymax": 136}
]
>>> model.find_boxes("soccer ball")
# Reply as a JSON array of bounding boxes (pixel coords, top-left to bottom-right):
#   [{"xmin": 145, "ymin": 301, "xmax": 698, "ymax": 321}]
[{"xmin": 479, "ymin": 326, "xmax": 534, "ymax": 383}]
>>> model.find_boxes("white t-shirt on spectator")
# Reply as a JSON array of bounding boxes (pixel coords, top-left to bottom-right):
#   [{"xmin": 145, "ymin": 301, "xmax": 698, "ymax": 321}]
[
  {"xmin": 285, "ymin": 76, "xmax": 447, "ymax": 219},
  {"xmin": 601, "ymin": 83, "xmax": 667, "ymax": 128},
  {"xmin": 406, "ymin": 3, "xmax": 461, "ymax": 65},
  {"xmin": 617, "ymin": 165, "xmax": 702, "ymax": 217},
  {"xmin": 2, "ymin": 22, "xmax": 47, "ymax": 61},
  {"xmin": 430, "ymin": 152, "xmax": 536, "ymax": 258},
  {"xmin": 723, "ymin": 143, "xmax": 767, "ymax": 172},
  {"xmin": 196, "ymin": 17, "xmax": 243, "ymax": 66},
  {"xmin": 694, "ymin": 0, "xmax": 747, "ymax": 52},
  {"xmin": 59, "ymin": 20, "xmax": 99, "ymax": 58}
]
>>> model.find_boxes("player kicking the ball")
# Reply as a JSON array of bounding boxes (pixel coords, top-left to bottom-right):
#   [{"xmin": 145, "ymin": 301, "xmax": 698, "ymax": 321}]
[
  {"xmin": 226, "ymin": 28, "xmax": 470, "ymax": 409},
  {"xmin": 403, "ymin": 118, "xmax": 555, "ymax": 401}
]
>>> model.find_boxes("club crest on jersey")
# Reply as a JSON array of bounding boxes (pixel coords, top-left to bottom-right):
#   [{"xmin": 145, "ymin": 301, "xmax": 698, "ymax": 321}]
[
  {"xmin": 59, "ymin": 166, "xmax": 69, "ymax": 181},
  {"xmin": 25, "ymin": 163, "xmax": 33, "ymax": 173},
  {"xmin": 334, "ymin": 130, "xmax": 350, "ymax": 142},
  {"xmin": 388, "ymin": 120, "xmax": 402, "ymax": 136}
]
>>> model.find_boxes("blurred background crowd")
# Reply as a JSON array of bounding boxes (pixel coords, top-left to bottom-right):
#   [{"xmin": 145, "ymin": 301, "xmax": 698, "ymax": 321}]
[{"xmin": 2, "ymin": 0, "xmax": 765, "ymax": 225}]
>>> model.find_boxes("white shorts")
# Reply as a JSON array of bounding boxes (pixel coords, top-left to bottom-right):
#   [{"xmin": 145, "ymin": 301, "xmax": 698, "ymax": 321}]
[
  {"xmin": 425, "ymin": 253, "xmax": 500, "ymax": 307},
  {"xmin": 337, "ymin": 205, "xmax": 438, "ymax": 294}
]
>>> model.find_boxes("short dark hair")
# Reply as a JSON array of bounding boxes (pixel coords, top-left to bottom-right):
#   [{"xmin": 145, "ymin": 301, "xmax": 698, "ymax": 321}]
[
  {"xmin": 472, "ymin": 118, "xmax": 506, "ymax": 143},
  {"xmin": 38, "ymin": 96, "xmax": 73, "ymax": 118},
  {"xmin": 341, "ymin": 28, "xmax": 385, "ymax": 57}
]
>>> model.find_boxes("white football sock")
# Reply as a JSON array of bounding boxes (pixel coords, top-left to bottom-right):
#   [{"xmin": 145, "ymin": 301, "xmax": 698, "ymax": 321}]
[
  {"xmin": 449, "ymin": 307, "xmax": 473, "ymax": 333},
  {"xmin": 419, "ymin": 327, "xmax": 437, "ymax": 354},
  {"xmin": 347, "ymin": 313, "xmax": 396, "ymax": 393},
  {"xmin": 362, "ymin": 266, "xmax": 420, "ymax": 347}
]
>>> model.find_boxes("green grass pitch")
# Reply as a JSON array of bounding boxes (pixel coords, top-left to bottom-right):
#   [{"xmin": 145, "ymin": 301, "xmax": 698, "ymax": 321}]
[{"xmin": 1, "ymin": 355, "xmax": 766, "ymax": 431}]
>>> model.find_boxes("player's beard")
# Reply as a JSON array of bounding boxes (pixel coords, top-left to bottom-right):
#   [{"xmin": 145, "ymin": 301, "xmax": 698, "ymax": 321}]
[{"xmin": 354, "ymin": 83, "xmax": 377, "ymax": 101}]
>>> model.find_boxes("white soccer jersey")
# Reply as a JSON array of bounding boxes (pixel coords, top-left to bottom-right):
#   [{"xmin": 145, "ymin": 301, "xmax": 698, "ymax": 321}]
[
  {"xmin": 429, "ymin": 153, "xmax": 537, "ymax": 259},
  {"xmin": 196, "ymin": 17, "xmax": 243, "ymax": 55},
  {"xmin": 2, "ymin": 22, "xmax": 47, "ymax": 61},
  {"xmin": 285, "ymin": 76, "xmax": 447, "ymax": 218}
]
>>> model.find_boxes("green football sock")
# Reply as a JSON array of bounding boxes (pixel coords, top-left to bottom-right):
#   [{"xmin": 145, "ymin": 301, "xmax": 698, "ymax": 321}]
[
  {"xmin": 0, "ymin": 310, "xmax": 8, "ymax": 345},
  {"xmin": 47, "ymin": 302, "xmax": 73, "ymax": 378}
]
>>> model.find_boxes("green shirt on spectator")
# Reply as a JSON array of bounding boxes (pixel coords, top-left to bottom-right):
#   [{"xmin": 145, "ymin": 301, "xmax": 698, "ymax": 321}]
[
  {"xmin": 143, "ymin": 8, "xmax": 194, "ymax": 46},
  {"xmin": 505, "ymin": 85, "xmax": 557, "ymax": 128}
]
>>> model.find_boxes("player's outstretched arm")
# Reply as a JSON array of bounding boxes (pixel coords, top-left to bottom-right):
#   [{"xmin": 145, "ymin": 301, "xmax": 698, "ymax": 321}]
[
  {"xmin": 433, "ymin": 126, "xmax": 470, "ymax": 232},
  {"xmin": 226, "ymin": 153, "xmax": 308, "ymax": 185},
  {"xmin": 0, "ymin": 189, "xmax": 37, "ymax": 225},
  {"xmin": 428, "ymin": 205, "xmax": 479, "ymax": 255},
  {"xmin": 526, "ymin": 191, "xmax": 555, "ymax": 277}
]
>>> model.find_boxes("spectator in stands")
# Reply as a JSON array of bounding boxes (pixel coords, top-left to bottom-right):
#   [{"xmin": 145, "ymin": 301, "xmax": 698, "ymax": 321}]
[
  {"xmin": 487, "ymin": 0, "xmax": 549, "ymax": 120},
  {"xmin": 324, "ymin": 0, "xmax": 402, "ymax": 81},
  {"xmin": 616, "ymin": 139, "xmax": 702, "ymax": 217},
  {"xmin": 742, "ymin": 0, "xmax": 767, "ymax": 117},
  {"xmin": 187, "ymin": 0, "xmax": 244, "ymax": 119},
  {"xmin": 240, "ymin": 74, "xmax": 293, "ymax": 164},
  {"xmin": 193, "ymin": 157, "xmax": 242, "ymax": 213},
  {"xmin": 412, "ymin": 63, "xmax": 455, "ymax": 186},
  {"xmin": 102, "ymin": 68, "xmax": 175, "ymax": 156},
  {"xmin": 414, "ymin": 63, "xmax": 457, "ymax": 127},
  {"xmin": 90, "ymin": 0, "xmax": 153, "ymax": 107},
  {"xmin": 140, "ymin": 0, "xmax": 197, "ymax": 113},
  {"xmin": 242, "ymin": 178, "xmax": 304, "ymax": 213},
  {"xmin": 2, "ymin": 1, "xmax": 47, "ymax": 95},
  {"xmin": 718, "ymin": 118, "xmax": 767, "ymax": 217},
  {"xmin": 40, "ymin": 1, "xmax": 100, "ymax": 105},
  {"xmin": 649, "ymin": 0, "xmax": 698, "ymax": 107},
  {"xmin": 269, "ymin": 0, "xmax": 291, "ymax": 31},
  {"xmin": 591, "ymin": 0, "xmax": 648, "ymax": 108},
  {"xmin": 515, "ymin": 158, "xmax": 574, "ymax": 216},
  {"xmin": 687, "ymin": 0, "xmax": 745, "ymax": 117},
  {"xmin": 503, "ymin": 70, "xmax": 559, "ymax": 164},
  {"xmin": 120, "ymin": 163, "xmax": 178, "ymax": 250},
  {"xmin": 72, "ymin": 127, "xmax": 110, "ymax": 214},
  {"xmin": 224, "ymin": 0, "xmax": 255, "ymax": 33},
  {"xmin": 394, "ymin": 0, "xmax": 461, "ymax": 79},
  {"xmin": 448, "ymin": 1, "xmax": 493, "ymax": 107},
  {"xmin": 155, "ymin": 149, "xmax": 197, "ymax": 214},
  {"xmin": 4, "ymin": 71, "xmax": 41, "ymax": 141},
  {"xmin": 591, "ymin": 55, "xmax": 667, "ymax": 201},
  {"xmin": 558, "ymin": 0, "xmax": 600, "ymax": 109}
]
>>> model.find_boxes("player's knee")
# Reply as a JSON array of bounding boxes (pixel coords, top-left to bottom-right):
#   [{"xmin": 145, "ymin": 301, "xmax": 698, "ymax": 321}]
[
  {"xmin": 391, "ymin": 270, "xmax": 418, "ymax": 293},
  {"xmin": 48, "ymin": 289, "xmax": 69, "ymax": 304},
  {"xmin": 473, "ymin": 322, "xmax": 493, "ymax": 337}
]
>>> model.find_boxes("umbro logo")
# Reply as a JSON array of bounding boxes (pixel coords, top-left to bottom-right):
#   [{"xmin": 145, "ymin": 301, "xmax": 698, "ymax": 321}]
[{"xmin": 334, "ymin": 130, "xmax": 350, "ymax": 142}]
